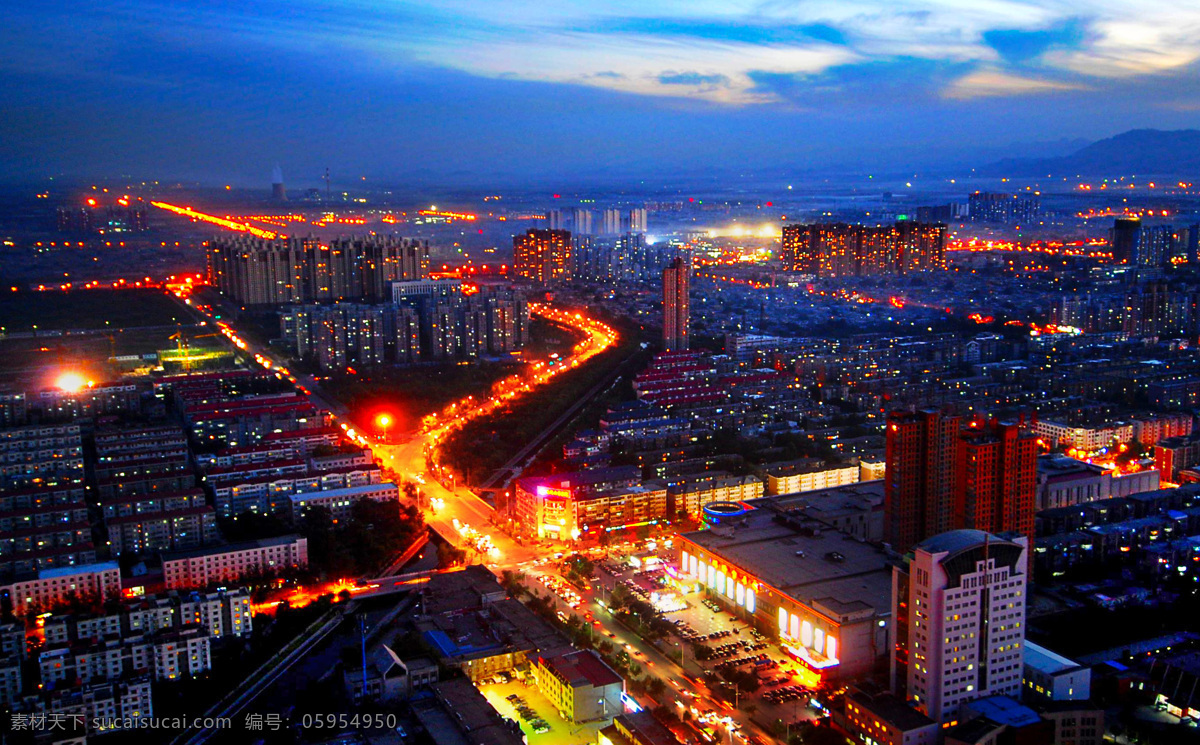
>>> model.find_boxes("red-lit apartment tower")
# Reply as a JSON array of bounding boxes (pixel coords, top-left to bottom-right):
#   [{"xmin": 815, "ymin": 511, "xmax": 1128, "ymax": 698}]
[
  {"xmin": 886, "ymin": 411, "xmax": 1037, "ymax": 553},
  {"xmin": 885, "ymin": 410, "xmax": 960, "ymax": 553},
  {"xmin": 662, "ymin": 257, "xmax": 690, "ymax": 352},
  {"xmin": 513, "ymin": 229, "xmax": 571, "ymax": 284},
  {"xmin": 958, "ymin": 420, "xmax": 1037, "ymax": 543}
]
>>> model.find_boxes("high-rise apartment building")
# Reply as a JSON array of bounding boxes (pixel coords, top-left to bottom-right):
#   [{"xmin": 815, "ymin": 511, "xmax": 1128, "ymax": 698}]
[
  {"xmin": 209, "ymin": 235, "xmax": 428, "ymax": 306},
  {"xmin": 271, "ymin": 165, "xmax": 287, "ymax": 202},
  {"xmin": 958, "ymin": 421, "xmax": 1037, "ymax": 542},
  {"xmin": 886, "ymin": 412, "xmax": 1037, "ymax": 553},
  {"xmin": 968, "ymin": 192, "xmax": 1040, "ymax": 224},
  {"xmin": 1138, "ymin": 225, "xmax": 1175, "ymax": 268},
  {"xmin": 885, "ymin": 410, "xmax": 960, "ymax": 552},
  {"xmin": 1110, "ymin": 217, "xmax": 1141, "ymax": 264},
  {"xmin": 627, "ymin": 208, "xmax": 647, "ymax": 233},
  {"xmin": 662, "ymin": 257, "xmax": 690, "ymax": 352},
  {"xmin": 546, "ymin": 208, "xmax": 594, "ymax": 236},
  {"xmin": 600, "ymin": 209, "xmax": 622, "ymax": 235},
  {"xmin": 781, "ymin": 222, "xmax": 946, "ymax": 277},
  {"xmin": 572, "ymin": 208, "xmax": 594, "ymax": 236},
  {"xmin": 281, "ymin": 289, "xmax": 527, "ymax": 370},
  {"xmin": 595, "ymin": 208, "xmax": 645, "ymax": 235},
  {"xmin": 513, "ymin": 229, "xmax": 571, "ymax": 284},
  {"xmin": 891, "ymin": 530, "xmax": 1029, "ymax": 723}
]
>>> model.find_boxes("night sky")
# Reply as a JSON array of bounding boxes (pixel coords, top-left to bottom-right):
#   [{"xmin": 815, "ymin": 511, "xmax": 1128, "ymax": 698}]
[{"xmin": 3, "ymin": 1, "xmax": 1200, "ymax": 186}]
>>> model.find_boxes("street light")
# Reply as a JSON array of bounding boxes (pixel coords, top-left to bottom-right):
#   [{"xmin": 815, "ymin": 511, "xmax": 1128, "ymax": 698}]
[{"xmin": 376, "ymin": 413, "xmax": 392, "ymax": 442}]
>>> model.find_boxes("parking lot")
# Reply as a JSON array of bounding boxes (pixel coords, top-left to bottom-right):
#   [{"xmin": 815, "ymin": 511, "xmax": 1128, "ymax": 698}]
[
  {"xmin": 530, "ymin": 549, "xmax": 822, "ymax": 735},
  {"xmin": 477, "ymin": 678, "xmax": 608, "ymax": 745}
]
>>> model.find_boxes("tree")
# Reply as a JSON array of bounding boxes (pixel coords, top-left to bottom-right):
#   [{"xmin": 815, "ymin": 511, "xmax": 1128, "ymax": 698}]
[
  {"xmin": 500, "ymin": 569, "xmax": 527, "ymax": 598},
  {"xmin": 563, "ymin": 554, "xmax": 595, "ymax": 586},
  {"xmin": 646, "ymin": 677, "xmax": 666, "ymax": 698},
  {"xmin": 437, "ymin": 543, "xmax": 467, "ymax": 569}
]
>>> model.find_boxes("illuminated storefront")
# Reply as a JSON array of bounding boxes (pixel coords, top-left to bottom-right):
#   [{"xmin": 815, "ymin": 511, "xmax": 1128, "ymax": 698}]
[
  {"xmin": 678, "ymin": 531, "xmax": 889, "ymax": 682},
  {"xmin": 513, "ymin": 470, "xmax": 670, "ymax": 541}
]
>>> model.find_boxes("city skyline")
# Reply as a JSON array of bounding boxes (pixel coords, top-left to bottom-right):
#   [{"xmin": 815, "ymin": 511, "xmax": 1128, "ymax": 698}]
[
  {"xmin": 4, "ymin": 1, "xmax": 1200, "ymax": 185},
  {"xmin": 4, "ymin": 3, "xmax": 1200, "ymax": 742}
]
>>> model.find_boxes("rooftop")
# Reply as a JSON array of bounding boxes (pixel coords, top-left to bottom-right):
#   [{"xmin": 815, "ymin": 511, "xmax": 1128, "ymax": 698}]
[
  {"xmin": 914, "ymin": 529, "xmax": 1017, "ymax": 556},
  {"xmin": 605, "ymin": 711, "xmax": 682, "ymax": 745},
  {"xmin": 846, "ymin": 688, "xmax": 936, "ymax": 732},
  {"xmin": 1024, "ymin": 641, "xmax": 1084, "ymax": 675},
  {"xmin": 33, "ymin": 561, "xmax": 120, "ymax": 580},
  {"xmin": 541, "ymin": 649, "xmax": 622, "ymax": 689},
  {"xmin": 161, "ymin": 534, "xmax": 303, "ymax": 561},
  {"xmin": 288, "ymin": 482, "xmax": 397, "ymax": 503},
  {"xmin": 963, "ymin": 695, "xmax": 1042, "ymax": 728},
  {"xmin": 682, "ymin": 498, "xmax": 892, "ymax": 623}
]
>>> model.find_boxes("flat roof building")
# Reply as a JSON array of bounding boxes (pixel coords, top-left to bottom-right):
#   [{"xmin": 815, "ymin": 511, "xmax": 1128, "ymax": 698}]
[
  {"xmin": 161, "ymin": 535, "xmax": 307, "ymax": 590},
  {"xmin": 677, "ymin": 498, "xmax": 894, "ymax": 683},
  {"xmin": 288, "ymin": 482, "xmax": 399, "ymax": 521},
  {"xmin": 844, "ymin": 686, "xmax": 938, "ymax": 745},
  {"xmin": 599, "ymin": 711, "xmax": 684, "ymax": 745},
  {"xmin": 535, "ymin": 649, "xmax": 623, "ymax": 724},
  {"xmin": 417, "ymin": 566, "xmax": 573, "ymax": 682},
  {"xmin": 1023, "ymin": 641, "xmax": 1091, "ymax": 702}
]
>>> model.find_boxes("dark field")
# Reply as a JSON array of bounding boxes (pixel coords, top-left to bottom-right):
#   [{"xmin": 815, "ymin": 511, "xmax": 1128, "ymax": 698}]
[{"xmin": 0, "ymin": 288, "xmax": 191, "ymax": 332}]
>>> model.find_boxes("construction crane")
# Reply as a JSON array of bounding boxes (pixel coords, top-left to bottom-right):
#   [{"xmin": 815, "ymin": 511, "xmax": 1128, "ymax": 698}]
[{"xmin": 167, "ymin": 325, "xmax": 220, "ymax": 371}]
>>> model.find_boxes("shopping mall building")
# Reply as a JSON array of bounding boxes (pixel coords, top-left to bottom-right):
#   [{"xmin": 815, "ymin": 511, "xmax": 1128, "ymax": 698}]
[{"xmin": 675, "ymin": 493, "xmax": 894, "ymax": 684}]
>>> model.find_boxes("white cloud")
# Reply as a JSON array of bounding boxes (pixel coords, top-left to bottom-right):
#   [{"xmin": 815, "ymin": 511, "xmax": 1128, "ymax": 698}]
[
  {"xmin": 71, "ymin": 0, "xmax": 1200, "ymax": 106},
  {"xmin": 943, "ymin": 68, "xmax": 1087, "ymax": 99},
  {"xmin": 406, "ymin": 31, "xmax": 859, "ymax": 104}
]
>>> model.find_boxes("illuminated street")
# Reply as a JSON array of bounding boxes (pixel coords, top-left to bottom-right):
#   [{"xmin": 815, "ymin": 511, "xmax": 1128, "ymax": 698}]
[{"xmin": 365, "ymin": 303, "xmax": 619, "ymax": 567}]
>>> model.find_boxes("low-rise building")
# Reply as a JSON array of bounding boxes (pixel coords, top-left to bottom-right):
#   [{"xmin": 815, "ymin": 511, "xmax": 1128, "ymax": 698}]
[
  {"xmin": 1034, "ymin": 419, "xmax": 1133, "ymax": 452},
  {"xmin": 0, "ymin": 656, "xmax": 21, "ymax": 705},
  {"xmin": 44, "ymin": 589, "xmax": 252, "ymax": 643},
  {"xmin": 1033, "ymin": 700, "xmax": 1104, "ymax": 745},
  {"xmin": 759, "ymin": 459, "xmax": 860, "ymax": 496},
  {"xmin": 599, "ymin": 711, "xmax": 684, "ymax": 745},
  {"xmin": 512, "ymin": 467, "xmax": 642, "ymax": 540},
  {"xmin": 25, "ymin": 675, "xmax": 154, "ymax": 735},
  {"xmin": 844, "ymin": 687, "xmax": 938, "ymax": 745},
  {"xmin": 678, "ymin": 499, "xmax": 894, "ymax": 684},
  {"xmin": 417, "ymin": 565, "xmax": 573, "ymax": 682},
  {"xmin": 534, "ymin": 649, "xmax": 624, "ymax": 724},
  {"xmin": 667, "ymin": 474, "xmax": 764, "ymax": 518},
  {"xmin": 1156, "ymin": 432, "xmax": 1200, "ymax": 481},
  {"xmin": 410, "ymin": 678, "xmax": 524, "ymax": 745},
  {"xmin": 288, "ymin": 482, "xmax": 399, "ymax": 522},
  {"xmin": 1023, "ymin": 641, "xmax": 1091, "ymax": 702},
  {"xmin": 161, "ymin": 535, "xmax": 308, "ymax": 590},
  {"xmin": 2, "ymin": 561, "xmax": 121, "ymax": 616},
  {"xmin": 152, "ymin": 626, "xmax": 212, "ymax": 681}
]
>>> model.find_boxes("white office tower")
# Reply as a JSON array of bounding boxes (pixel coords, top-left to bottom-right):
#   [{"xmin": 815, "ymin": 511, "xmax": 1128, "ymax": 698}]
[
  {"xmin": 601, "ymin": 209, "xmax": 622, "ymax": 235},
  {"xmin": 892, "ymin": 530, "xmax": 1028, "ymax": 723},
  {"xmin": 627, "ymin": 208, "xmax": 647, "ymax": 233},
  {"xmin": 547, "ymin": 209, "xmax": 567, "ymax": 230}
]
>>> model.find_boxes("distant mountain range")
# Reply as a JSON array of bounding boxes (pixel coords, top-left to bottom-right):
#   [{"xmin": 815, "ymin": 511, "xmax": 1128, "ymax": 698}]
[{"xmin": 982, "ymin": 129, "xmax": 1200, "ymax": 176}]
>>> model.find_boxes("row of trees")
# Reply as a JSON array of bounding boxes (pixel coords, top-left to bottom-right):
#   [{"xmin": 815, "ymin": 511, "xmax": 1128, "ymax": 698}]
[{"xmin": 301, "ymin": 498, "xmax": 424, "ymax": 578}]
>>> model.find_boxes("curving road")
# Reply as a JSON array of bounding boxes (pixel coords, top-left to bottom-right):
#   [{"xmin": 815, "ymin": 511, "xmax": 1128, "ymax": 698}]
[{"xmin": 175, "ymin": 289, "xmax": 617, "ymax": 571}]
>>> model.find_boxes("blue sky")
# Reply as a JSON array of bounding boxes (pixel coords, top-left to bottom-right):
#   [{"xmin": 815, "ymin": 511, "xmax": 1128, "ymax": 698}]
[{"xmin": 2, "ymin": 0, "xmax": 1199, "ymax": 186}]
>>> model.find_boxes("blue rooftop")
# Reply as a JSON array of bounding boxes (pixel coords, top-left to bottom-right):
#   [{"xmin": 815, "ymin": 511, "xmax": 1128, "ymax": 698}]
[{"xmin": 966, "ymin": 696, "xmax": 1041, "ymax": 727}]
